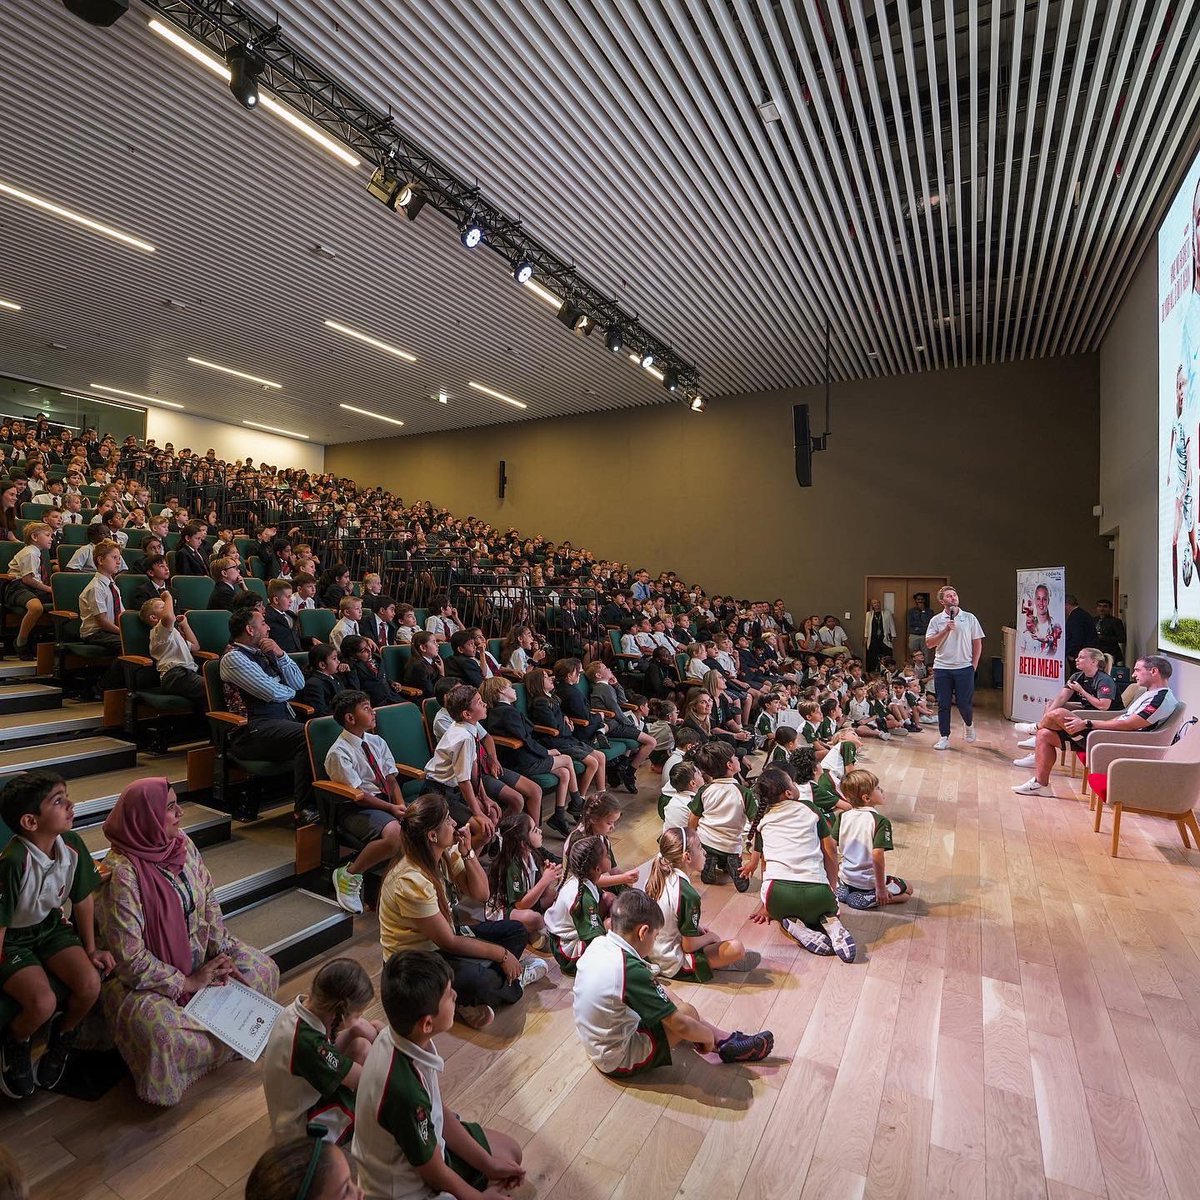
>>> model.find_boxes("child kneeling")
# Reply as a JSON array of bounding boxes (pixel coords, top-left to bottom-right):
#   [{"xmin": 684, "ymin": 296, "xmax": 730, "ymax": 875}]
[
  {"xmin": 352, "ymin": 951, "xmax": 525, "ymax": 1200},
  {"xmin": 833, "ymin": 770, "xmax": 913, "ymax": 911},
  {"xmin": 572, "ymin": 890, "xmax": 773, "ymax": 1077}
]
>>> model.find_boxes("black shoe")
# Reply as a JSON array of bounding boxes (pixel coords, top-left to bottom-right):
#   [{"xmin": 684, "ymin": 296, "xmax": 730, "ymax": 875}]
[
  {"xmin": 294, "ymin": 806, "xmax": 321, "ymax": 828},
  {"xmin": 717, "ymin": 1029, "xmax": 774, "ymax": 1063},
  {"xmin": 700, "ymin": 859, "xmax": 721, "ymax": 886},
  {"xmin": 567, "ymin": 793, "xmax": 584, "ymax": 818},
  {"xmin": 15, "ymin": 643, "xmax": 35, "ymax": 661},
  {"xmin": 594, "ymin": 731, "xmax": 611, "ymax": 749},
  {"xmin": 0, "ymin": 1037, "xmax": 36, "ymax": 1099},
  {"xmin": 36, "ymin": 1020, "xmax": 76, "ymax": 1091},
  {"xmin": 621, "ymin": 765, "xmax": 638, "ymax": 795},
  {"xmin": 546, "ymin": 809, "xmax": 573, "ymax": 838},
  {"xmin": 727, "ymin": 855, "xmax": 749, "ymax": 892}
]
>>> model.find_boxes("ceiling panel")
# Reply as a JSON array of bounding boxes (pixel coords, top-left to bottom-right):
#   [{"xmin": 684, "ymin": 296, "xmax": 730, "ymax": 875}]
[{"xmin": 1, "ymin": 0, "xmax": 1197, "ymax": 445}]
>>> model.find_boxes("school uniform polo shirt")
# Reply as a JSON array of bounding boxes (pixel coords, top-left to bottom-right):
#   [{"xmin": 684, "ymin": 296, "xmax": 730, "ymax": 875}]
[
  {"xmin": 690, "ymin": 779, "xmax": 756, "ymax": 854},
  {"xmin": 78, "ymin": 573, "xmax": 122, "ymax": 637},
  {"xmin": 352, "ymin": 1027, "xmax": 449, "ymax": 1200},
  {"xmin": 263, "ymin": 996, "xmax": 355, "ymax": 1145},
  {"xmin": 329, "ymin": 617, "xmax": 358, "ymax": 651},
  {"xmin": 0, "ymin": 830, "xmax": 100, "ymax": 931},
  {"xmin": 832, "ymin": 807, "xmax": 894, "ymax": 890},
  {"xmin": 657, "ymin": 789, "xmax": 695, "ymax": 833},
  {"xmin": 149, "ymin": 622, "xmax": 197, "ymax": 677},
  {"xmin": 648, "ymin": 869, "xmax": 704, "ymax": 978},
  {"xmin": 754, "ymin": 791, "xmax": 831, "ymax": 890},
  {"xmin": 573, "ymin": 931, "xmax": 677, "ymax": 1075},
  {"xmin": 543, "ymin": 876, "xmax": 602, "ymax": 964},
  {"xmin": 10, "ymin": 545, "xmax": 48, "ymax": 585},
  {"xmin": 423, "ymin": 724, "xmax": 476, "ymax": 786}
]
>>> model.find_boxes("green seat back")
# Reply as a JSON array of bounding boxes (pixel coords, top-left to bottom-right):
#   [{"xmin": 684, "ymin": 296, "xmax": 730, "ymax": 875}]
[
  {"xmin": 124, "ymin": 529, "xmax": 149, "ymax": 549},
  {"xmin": 487, "ymin": 638, "xmax": 504, "ymax": 662},
  {"xmin": 247, "ymin": 556, "xmax": 268, "ymax": 580},
  {"xmin": 116, "ymin": 574, "xmax": 148, "ymax": 610},
  {"xmin": 305, "ymin": 715, "xmax": 341, "ymax": 782},
  {"xmin": 81, "ymin": 485, "xmax": 103, "ymax": 501},
  {"xmin": 50, "ymin": 573, "xmax": 91, "ymax": 641},
  {"xmin": 0, "ymin": 543, "xmax": 21, "ymax": 575},
  {"xmin": 187, "ymin": 609, "xmax": 231, "ymax": 655},
  {"xmin": 381, "ymin": 645, "xmax": 410, "ymax": 682},
  {"xmin": 63, "ymin": 524, "xmax": 89, "ymax": 546},
  {"xmin": 375, "ymin": 702, "xmax": 432, "ymax": 774},
  {"xmin": 20, "ymin": 503, "xmax": 50, "ymax": 520},
  {"xmin": 234, "ymin": 538, "xmax": 256, "ymax": 559},
  {"xmin": 512, "ymin": 682, "xmax": 531, "ymax": 718},
  {"xmin": 171, "ymin": 576, "xmax": 213, "ymax": 612},
  {"xmin": 119, "ymin": 610, "xmax": 151, "ymax": 657},
  {"xmin": 609, "ymin": 629, "xmax": 623, "ymax": 656},
  {"xmin": 438, "ymin": 642, "xmax": 453, "ymax": 659},
  {"xmin": 421, "ymin": 697, "xmax": 441, "ymax": 745},
  {"xmin": 164, "ymin": 533, "xmax": 180, "ymax": 550},
  {"xmin": 413, "ymin": 608, "xmax": 428, "ymax": 626},
  {"xmin": 299, "ymin": 608, "xmax": 336, "ymax": 643},
  {"xmin": 243, "ymin": 577, "xmax": 267, "ymax": 601}
]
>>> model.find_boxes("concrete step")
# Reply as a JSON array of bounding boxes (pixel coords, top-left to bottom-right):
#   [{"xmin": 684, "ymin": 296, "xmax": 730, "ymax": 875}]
[
  {"xmin": 68, "ymin": 753, "xmax": 191, "ymax": 822},
  {"xmin": 0, "ymin": 735, "xmax": 137, "ymax": 783},
  {"xmin": 225, "ymin": 889, "xmax": 354, "ymax": 974},
  {"xmin": 0, "ymin": 702, "xmax": 105, "ymax": 747},
  {"xmin": 0, "ymin": 661, "xmax": 39, "ymax": 681},
  {"xmin": 78, "ymin": 801, "xmax": 231, "ymax": 859},
  {"xmin": 201, "ymin": 814, "xmax": 297, "ymax": 910},
  {"xmin": 0, "ymin": 684, "xmax": 64, "ymax": 715}
]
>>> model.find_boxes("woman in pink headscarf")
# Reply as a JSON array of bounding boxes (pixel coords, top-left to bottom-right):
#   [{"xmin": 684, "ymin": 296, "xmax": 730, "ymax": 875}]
[{"xmin": 94, "ymin": 778, "xmax": 278, "ymax": 1105}]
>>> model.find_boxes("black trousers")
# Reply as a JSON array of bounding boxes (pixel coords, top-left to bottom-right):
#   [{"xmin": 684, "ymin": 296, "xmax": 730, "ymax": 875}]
[
  {"xmin": 229, "ymin": 718, "xmax": 313, "ymax": 810},
  {"xmin": 442, "ymin": 920, "xmax": 529, "ymax": 1008},
  {"xmin": 159, "ymin": 665, "xmax": 209, "ymax": 712}
]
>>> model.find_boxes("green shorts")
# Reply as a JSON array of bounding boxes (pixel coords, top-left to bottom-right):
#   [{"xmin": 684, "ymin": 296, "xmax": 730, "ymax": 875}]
[
  {"xmin": 549, "ymin": 933, "xmax": 583, "ymax": 976},
  {"xmin": 603, "ymin": 1022, "xmax": 673, "ymax": 1078},
  {"xmin": 445, "ymin": 1118, "xmax": 491, "ymax": 1188},
  {"xmin": 0, "ymin": 911, "xmax": 82, "ymax": 987},
  {"xmin": 671, "ymin": 948, "xmax": 713, "ymax": 983},
  {"xmin": 762, "ymin": 880, "xmax": 838, "ymax": 927}
]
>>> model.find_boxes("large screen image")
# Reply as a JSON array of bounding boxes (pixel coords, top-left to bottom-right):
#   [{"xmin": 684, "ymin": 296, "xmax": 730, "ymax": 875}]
[{"xmin": 1159, "ymin": 152, "xmax": 1200, "ymax": 657}]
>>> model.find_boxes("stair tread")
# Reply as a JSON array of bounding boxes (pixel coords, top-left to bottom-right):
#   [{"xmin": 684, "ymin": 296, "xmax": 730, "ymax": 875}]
[
  {"xmin": 0, "ymin": 702, "xmax": 103, "ymax": 739},
  {"xmin": 0, "ymin": 663, "xmax": 38, "ymax": 679},
  {"xmin": 66, "ymin": 753, "xmax": 191, "ymax": 808},
  {"xmin": 0, "ymin": 735, "xmax": 133, "ymax": 771},
  {"xmin": 201, "ymin": 818, "xmax": 296, "ymax": 889},
  {"xmin": 0, "ymin": 684, "xmax": 63, "ymax": 699},
  {"xmin": 78, "ymin": 801, "xmax": 228, "ymax": 857},
  {"xmin": 225, "ymin": 889, "xmax": 348, "ymax": 954}
]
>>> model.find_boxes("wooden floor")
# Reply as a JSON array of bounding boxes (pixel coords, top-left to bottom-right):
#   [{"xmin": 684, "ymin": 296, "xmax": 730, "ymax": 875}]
[{"xmin": 11, "ymin": 693, "xmax": 1200, "ymax": 1200}]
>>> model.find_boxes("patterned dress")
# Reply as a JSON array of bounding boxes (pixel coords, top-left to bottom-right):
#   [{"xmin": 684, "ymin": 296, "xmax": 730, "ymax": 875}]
[{"xmin": 94, "ymin": 838, "xmax": 279, "ymax": 1106}]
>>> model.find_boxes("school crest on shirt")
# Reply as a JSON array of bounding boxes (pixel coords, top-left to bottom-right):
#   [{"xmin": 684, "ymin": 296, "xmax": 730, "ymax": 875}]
[
  {"xmin": 654, "ymin": 981, "xmax": 669, "ymax": 1002},
  {"xmin": 415, "ymin": 1105, "xmax": 430, "ymax": 1144},
  {"xmin": 318, "ymin": 1046, "xmax": 340, "ymax": 1071}
]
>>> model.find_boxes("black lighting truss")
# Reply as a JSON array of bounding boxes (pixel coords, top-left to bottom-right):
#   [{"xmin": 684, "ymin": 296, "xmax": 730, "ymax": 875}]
[{"xmin": 141, "ymin": 0, "xmax": 701, "ymax": 392}]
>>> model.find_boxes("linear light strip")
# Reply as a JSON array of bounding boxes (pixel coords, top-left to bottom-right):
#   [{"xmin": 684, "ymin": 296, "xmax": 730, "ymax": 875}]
[
  {"xmin": 324, "ymin": 320, "xmax": 417, "ymax": 363},
  {"xmin": 63, "ymin": 392, "xmax": 146, "ymax": 413},
  {"xmin": 340, "ymin": 403, "xmax": 404, "ymax": 426},
  {"xmin": 89, "ymin": 383, "xmax": 185, "ymax": 409},
  {"xmin": 244, "ymin": 419, "xmax": 309, "ymax": 439},
  {"xmin": 0, "ymin": 180, "xmax": 155, "ymax": 253},
  {"xmin": 0, "ymin": 299, "xmax": 20, "ymax": 311},
  {"xmin": 521, "ymin": 279, "xmax": 562, "ymax": 308},
  {"xmin": 187, "ymin": 356, "xmax": 282, "ymax": 389},
  {"xmin": 147, "ymin": 19, "xmax": 361, "ymax": 168},
  {"xmin": 467, "ymin": 381, "xmax": 527, "ymax": 409}
]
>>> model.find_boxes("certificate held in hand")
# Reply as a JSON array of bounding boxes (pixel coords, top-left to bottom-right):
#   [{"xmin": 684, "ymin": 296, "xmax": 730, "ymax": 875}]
[{"xmin": 184, "ymin": 979, "xmax": 283, "ymax": 1062}]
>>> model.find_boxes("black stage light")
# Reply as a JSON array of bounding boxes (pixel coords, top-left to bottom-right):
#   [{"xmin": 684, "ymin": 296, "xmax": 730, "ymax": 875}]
[
  {"xmin": 663, "ymin": 369, "xmax": 679, "ymax": 392},
  {"xmin": 604, "ymin": 325, "xmax": 623, "ymax": 353},
  {"xmin": 62, "ymin": 0, "xmax": 128, "ymax": 26},
  {"xmin": 556, "ymin": 302, "xmax": 592, "ymax": 336},
  {"xmin": 227, "ymin": 49, "xmax": 265, "ymax": 109},
  {"xmin": 460, "ymin": 221, "xmax": 483, "ymax": 248},
  {"xmin": 689, "ymin": 393, "xmax": 706, "ymax": 412},
  {"xmin": 513, "ymin": 258, "xmax": 535, "ymax": 285}
]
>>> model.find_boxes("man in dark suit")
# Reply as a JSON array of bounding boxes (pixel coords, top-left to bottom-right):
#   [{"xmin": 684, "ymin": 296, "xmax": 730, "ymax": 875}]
[
  {"xmin": 1064, "ymin": 593, "xmax": 1099, "ymax": 665},
  {"xmin": 174, "ymin": 522, "xmax": 209, "ymax": 577}
]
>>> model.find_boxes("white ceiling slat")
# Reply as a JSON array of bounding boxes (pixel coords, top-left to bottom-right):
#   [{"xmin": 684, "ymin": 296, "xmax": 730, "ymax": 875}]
[{"xmin": 0, "ymin": 0, "xmax": 1198, "ymax": 444}]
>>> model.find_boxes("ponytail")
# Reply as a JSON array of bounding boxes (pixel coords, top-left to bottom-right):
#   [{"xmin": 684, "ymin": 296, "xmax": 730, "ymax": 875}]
[
  {"xmin": 565, "ymin": 834, "xmax": 606, "ymax": 885},
  {"xmin": 645, "ymin": 827, "xmax": 688, "ymax": 900},
  {"xmin": 746, "ymin": 766, "xmax": 792, "ymax": 853},
  {"xmin": 395, "ymin": 794, "xmax": 453, "ymax": 924},
  {"xmin": 309, "ymin": 957, "xmax": 374, "ymax": 1041}
]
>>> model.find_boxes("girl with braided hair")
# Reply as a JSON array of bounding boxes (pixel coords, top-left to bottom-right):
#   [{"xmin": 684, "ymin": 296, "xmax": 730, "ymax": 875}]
[
  {"xmin": 741, "ymin": 766, "xmax": 857, "ymax": 962},
  {"xmin": 543, "ymin": 834, "xmax": 608, "ymax": 974},
  {"xmin": 644, "ymin": 827, "xmax": 746, "ymax": 981}
]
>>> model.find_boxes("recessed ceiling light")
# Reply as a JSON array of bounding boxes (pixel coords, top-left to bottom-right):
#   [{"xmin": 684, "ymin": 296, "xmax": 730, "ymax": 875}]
[
  {"xmin": 756, "ymin": 99, "xmax": 782, "ymax": 123},
  {"xmin": 243, "ymin": 419, "xmax": 308, "ymax": 440},
  {"xmin": 147, "ymin": 19, "xmax": 361, "ymax": 168},
  {"xmin": 187, "ymin": 356, "xmax": 282, "ymax": 389},
  {"xmin": 468, "ymin": 381, "xmax": 527, "ymax": 410},
  {"xmin": 339, "ymin": 403, "xmax": 404, "ymax": 427},
  {"xmin": 436, "ymin": 392, "xmax": 449, "ymax": 405},
  {"xmin": 0, "ymin": 299, "xmax": 21, "ymax": 312},
  {"xmin": 324, "ymin": 320, "xmax": 417, "ymax": 363},
  {"xmin": 0, "ymin": 179, "xmax": 155, "ymax": 253},
  {"xmin": 522, "ymin": 278, "xmax": 561, "ymax": 309},
  {"xmin": 89, "ymin": 383, "xmax": 185, "ymax": 409}
]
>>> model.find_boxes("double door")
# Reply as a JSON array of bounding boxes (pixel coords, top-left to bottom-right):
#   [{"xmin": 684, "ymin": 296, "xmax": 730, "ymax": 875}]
[{"xmin": 863, "ymin": 575, "xmax": 948, "ymax": 658}]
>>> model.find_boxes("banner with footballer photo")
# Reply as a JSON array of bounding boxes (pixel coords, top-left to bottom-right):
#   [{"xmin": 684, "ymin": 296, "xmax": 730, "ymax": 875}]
[
  {"xmin": 1014, "ymin": 567, "xmax": 1066, "ymax": 722},
  {"xmin": 1158, "ymin": 144, "xmax": 1200, "ymax": 658}
]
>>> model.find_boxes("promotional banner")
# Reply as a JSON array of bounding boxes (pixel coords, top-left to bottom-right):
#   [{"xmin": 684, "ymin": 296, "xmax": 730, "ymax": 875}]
[{"xmin": 1014, "ymin": 568, "xmax": 1066, "ymax": 722}]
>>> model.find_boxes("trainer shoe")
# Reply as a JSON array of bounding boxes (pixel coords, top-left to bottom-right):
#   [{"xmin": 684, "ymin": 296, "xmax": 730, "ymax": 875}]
[
  {"xmin": 906, "ymin": 722, "xmax": 923, "ymax": 734},
  {"xmin": 455, "ymin": 1003, "xmax": 495, "ymax": 1029},
  {"xmin": 933, "ymin": 736, "xmax": 950, "ymax": 751},
  {"xmin": 1014, "ymin": 722, "xmax": 1039, "ymax": 735},
  {"xmin": 1017, "ymin": 737, "xmax": 1036, "ymax": 749},
  {"xmin": 822, "ymin": 916, "xmax": 857, "ymax": 963},
  {"xmin": 717, "ymin": 1030, "xmax": 775, "ymax": 1063},
  {"xmin": 879, "ymin": 731, "xmax": 892, "ymax": 741},
  {"xmin": 332, "ymin": 865, "xmax": 364, "ymax": 915},
  {"xmin": 964, "ymin": 726, "xmax": 977, "ymax": 743},
  {"xmin": 1012, "ymin": 753, "xmax": 1036, "ymax": 768},
  {"xmin": 546, "ymin": 809, "xmax": 573, "ymax": 838},
  {"xmin": 1012, "ymin": 778, "xmax": 1051, "ymax": 796},
  {"xmin": 920, "ymin": 715, "xmax": 938, "ymax": 725},
  {"xmin": 781, "ymin": 918, "xmax": 834, "ymax": 955},
  {"xmin": 727, "ymin": 854, "xmax": 750, "ymax": 893},
  {"xmin": 518, "ymin": 957, "xmax": 549, "ymax": 988},
  {"xmin": 0, "ymin": 1037, "xmax": 35, "ymax": 1099},
  {"xmin": 700, "ymin": 858, "xmax": 722, "ymax": 886},
  {"xmin": 36, "ymin": 1019, "xmax": 77, "ymax": 1091}
]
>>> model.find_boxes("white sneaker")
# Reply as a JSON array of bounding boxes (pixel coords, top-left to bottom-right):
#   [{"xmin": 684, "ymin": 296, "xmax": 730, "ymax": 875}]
[
  {"xmin": 880, "ymin": 731, "xmax": 892, "ymax": 741},
  {"xmin": 781, "ymin": 918, "xmax": 834, "ymax": 955},
  {"xmin": 933, "ymin": 736, "xmax": 950, "ymax": 751},
  {"xmin": 518, "ymin": 957, "xmax": 549, "ymax": 988},
  {"xmin": 821, "ymin": 915, "xmax": 857, "ymax": 963},
  {"xmin": 332, "ymin": 865, "xmax": 364, "ymax": 915},
  {"xmin": 1014, "ymin": 722, "xmax": 1039, "ymax": 735},
  {"xmin": 964, "ymin": 725, "xmax": 977, "ymax": 743},
  {"xmin": 1017, "ymin": 737, "xmax": 1036, "ymax": 749},
  {"xmin": 1012, "ymin": 777, "xmax": 1051, "ymax": 796},
  {"xmin": 920, "ymin": 715, "xmax": 938, "ymax": 725},
  {"xmin": 1012, "ymin": 753, "xmax": 1036, "ymax": 768}
]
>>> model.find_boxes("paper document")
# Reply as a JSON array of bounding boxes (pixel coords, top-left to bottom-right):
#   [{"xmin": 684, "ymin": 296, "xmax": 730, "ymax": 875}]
[{"xmin": 184, "ymin": 979, "xmax": 282, "ymax": 1061}]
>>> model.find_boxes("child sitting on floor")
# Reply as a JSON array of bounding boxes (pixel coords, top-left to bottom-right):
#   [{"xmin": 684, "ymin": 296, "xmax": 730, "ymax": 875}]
[
  {"xmin": 644, "ymin": 827, "xmax": 746, "ymax": 981},
  {"xmin": 767, "ymin": 724, "xmax": 799, "ymax": 766},
  {"xmin": 692, "ymin": 741, "xmax": 756, "ymax": 892},
  {"xmin": 659, "ymin": 760, "xmax": 701, "ymax": 834},
  {"xmin": 562, "ymin": 793, "xmax": 639, "ymax": 902},
  {"xmin": 833, "ymin": 769, "xmax": 913, "ymax": 911},
  {"xmin": 543, "ymin": 835, "xmax": 608, "ymax": 974},
  {"xmin": 485, "ymin": 812, "xmax": 561, "ymax": 942}
]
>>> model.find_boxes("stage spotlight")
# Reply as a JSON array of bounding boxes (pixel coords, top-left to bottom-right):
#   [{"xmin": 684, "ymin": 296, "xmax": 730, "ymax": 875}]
[
  {"xmin": 62, "ymin": 0, "xmax": 127, "ymax": 25},
  {"xmin": 689, "ymin": 393, "xmax": 706, "ymax": 412},
  {"xmin": 460, "ymin": 221, "xmax": 483, "ymax": 248},
  {"xmin": 604, "ymin": 325, "xmax": 623, "ymax": 354},
  {"xmin": 556, "ymin": 302, "xmax": 593, "ymax": 336},
  {"xmin": 663, "ymin": 369, "xmax": 679, "ymax": 392},
  {"xmin": 227, "ymin": 48, "xmax": 265, "ymax": 109},
  {"xmin": 366, "ymin": 166, "xmax": 399, "ymax": 206},
  {"xmin": 640, "ymin": 351, "xmax": 655, "ymax": 369},
  {"xmin": 513, "ymin": 258, "xmax": 535, "ymax": 285},
  {"xmin": 400, "ymin": 190, "xmax": 427, "ymax": 220}
]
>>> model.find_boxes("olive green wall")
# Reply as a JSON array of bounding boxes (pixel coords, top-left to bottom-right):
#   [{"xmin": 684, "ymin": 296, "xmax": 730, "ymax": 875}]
[{"xmin": 328, "ymin": 354, "xmax": 1110, "ymax": 655}]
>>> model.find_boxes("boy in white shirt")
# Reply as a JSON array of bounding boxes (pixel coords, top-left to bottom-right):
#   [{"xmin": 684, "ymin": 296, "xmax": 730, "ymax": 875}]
[
  {"xmin": 393, "ymin": 604, "xmax": 419, "ymax": 645},
  {"xmin": 690, "ymin": 742, "xmax": 756, "ymax": 892},
  {"xmin": 330, "ymin": 595, "xmax": 374, "ymax": 653},
  {"xmin": 140, "ymin": 591, "xmax": 207, "ymax": 711},
  {"xmin": 658, "ymin": 760, "xmax": 700, "ymax": 834},
  {"xmin": 423, "ymin": 685, "xmax": 500, "ymax": 846},
  {"xmin": 8, "ymin": 522, "xmax": 54, "ymax": 658}
]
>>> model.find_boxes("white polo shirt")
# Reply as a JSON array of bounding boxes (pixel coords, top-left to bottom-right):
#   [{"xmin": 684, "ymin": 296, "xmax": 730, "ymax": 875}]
[
  {"xmin": 325, "ymin": 728, "xmax": 398, "ymax": 797},
  {"xmin": 925, "ymin": 609, "xmax": 985, "ymax": 670},
  {"xmin": 753, "ymin": 789, "xmax": 830, "ymax": 888}
]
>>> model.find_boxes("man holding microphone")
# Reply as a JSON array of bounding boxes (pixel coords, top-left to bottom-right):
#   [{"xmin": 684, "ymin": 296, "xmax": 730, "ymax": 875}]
[{"xmin": 924, "ymin": 584, "xmax": 985, "ymax": 750}]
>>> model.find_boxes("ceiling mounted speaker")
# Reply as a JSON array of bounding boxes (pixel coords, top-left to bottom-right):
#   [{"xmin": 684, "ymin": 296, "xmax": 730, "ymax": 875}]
[{"xmin": 62, "ymin": 0, "xmax": 128, "ymax": 26}]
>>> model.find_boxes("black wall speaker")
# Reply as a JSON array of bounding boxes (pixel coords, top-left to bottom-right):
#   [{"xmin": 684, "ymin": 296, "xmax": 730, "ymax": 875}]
[
  {"xmin": 63, "ymin": 0, "xmax": 128, "ymax": 25},
  {"xmin": 498, "ymin": 459, "xmax": 507, "ymax": 499},
  {"xmin": 793, "ymin": 404, "xmax": 813, "ymax": 487}
]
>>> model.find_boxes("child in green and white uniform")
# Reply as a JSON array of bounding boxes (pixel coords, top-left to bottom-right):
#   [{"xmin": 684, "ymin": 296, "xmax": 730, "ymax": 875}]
[
  {"xmin": 691, "ymin": 742, "xmax": 757, "ymax": 892},
  {"xmin": 485, "ymin": 812, "xmax": 560, "ymax": 944},
  {"xmin": 658, "ymin": 761, "xmax": 701, "ymax": 835},
  {"xmin": 543, "ymin": 835, "xmax": 607, "ymax": 974},
  {"xmin": 263, "ymin": 957, "xmax": 379, "ymax": 1145},
  {"xmin": 768, "ymin": 725, "xmax": 799, "ymax": 766},
  {"xmin": 752, "ymin": 693, "xmax": 784, "ymax": 750},
  {"xmin": 742, "ymin": 765, "xmax": 856, "ymax": 962},
  {"xmin": 833, "ymin": 770, "xmax": 913, "ymax": 911},
  {"xmin": 645, "ymin": 827, "xmax": 746, "ymax": 982}
]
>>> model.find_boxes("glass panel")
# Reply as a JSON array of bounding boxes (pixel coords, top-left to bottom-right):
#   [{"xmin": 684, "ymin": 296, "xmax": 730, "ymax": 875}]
[{"xmin": 0, "ymin": 375, "xmax": 147, "ymax": 447}]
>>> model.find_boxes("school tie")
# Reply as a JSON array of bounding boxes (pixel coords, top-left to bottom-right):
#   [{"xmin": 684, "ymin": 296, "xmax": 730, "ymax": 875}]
[
  {"xmin": 362, "ymin": 740, "xmax": 387, "ymax": 792},
  {"xmin": 39, "ymin": 553, "xmax": 49, "ymax": 585},
  {"xmin": 109, "ymin": 582, "xmax": 122, "ymax": 614}
]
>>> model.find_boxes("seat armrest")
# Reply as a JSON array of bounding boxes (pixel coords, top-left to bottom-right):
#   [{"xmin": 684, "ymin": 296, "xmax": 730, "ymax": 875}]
[
  {"xmin": 533, "ymin": 723, "xmax": 560, "ymax": 738},
  {"xmin": 1090, "ymin": 742, "xmax": 1166, "ymax": 777},
  {"xmin": 292, "ymin": 702, "xmax": 315, "ymax": 717},
  {"xmin": 119, "ymin": 655, "xmax": 154, "ymax": 667},
  {"xmin": 399, "ymin": 686, "xmax": 423, "ymax": 698},
  {"xmin": 591, "ymin": 707, "xmax": 616, "ymax": 718},
  {"xmin": 195, "ymin": 650, "xmax": 218, "ymax": 661},
  {"xmin": 491, "ymin": 735, "xmax": 522, "ymax": 750},
  {"xmin": 50, "ymin": 609, "xmax": 79, "ymax": 620},
  {"xmin": 208, "ymin": 711, "xmax": 246, "ymax": 728},
  {"xmin": 394, "ymin": 763, "xmax": 425, "ymax": 780},
  {"xmin": 315, "ymin": 779, "xmax": 361, "ymax": 801}
]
